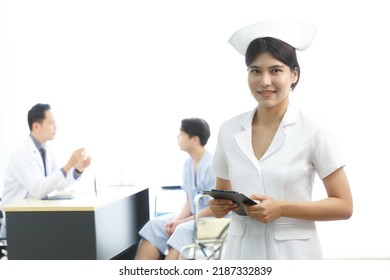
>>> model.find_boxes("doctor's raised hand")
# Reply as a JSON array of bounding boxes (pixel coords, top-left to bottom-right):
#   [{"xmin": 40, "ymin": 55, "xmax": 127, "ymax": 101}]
[{"xmin": 63, "ymin": 148, "xmax": 92, "ymax": 174}]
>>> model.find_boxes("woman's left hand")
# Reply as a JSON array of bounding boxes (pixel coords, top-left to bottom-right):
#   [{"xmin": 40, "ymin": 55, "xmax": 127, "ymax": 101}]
[{"xmin": 243, "ymin": 194, "xmax": 282, "ymax": 223}]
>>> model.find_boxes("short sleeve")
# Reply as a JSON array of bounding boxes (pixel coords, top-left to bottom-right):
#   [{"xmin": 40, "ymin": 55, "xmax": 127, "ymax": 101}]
[{"xmin": 312, "ymin": 123, "xmax": 345, "ymax": 179}]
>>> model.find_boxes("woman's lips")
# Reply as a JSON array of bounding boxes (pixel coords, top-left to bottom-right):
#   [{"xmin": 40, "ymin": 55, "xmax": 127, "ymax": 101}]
[{"xmin": 258, "ymin": 90, "xmax": 276, "ymax": 97}]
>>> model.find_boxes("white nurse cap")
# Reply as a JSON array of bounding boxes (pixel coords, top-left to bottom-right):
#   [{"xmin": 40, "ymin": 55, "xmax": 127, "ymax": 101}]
[{"xmin": 228, "ymin": 20, "xmax": 317, "ymax": 55}]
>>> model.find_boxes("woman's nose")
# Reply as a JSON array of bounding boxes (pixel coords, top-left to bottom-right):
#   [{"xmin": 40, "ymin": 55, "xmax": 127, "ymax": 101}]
[{"xmin": 259, "ymin": 73, "xmax": 272, "ymax": 86}]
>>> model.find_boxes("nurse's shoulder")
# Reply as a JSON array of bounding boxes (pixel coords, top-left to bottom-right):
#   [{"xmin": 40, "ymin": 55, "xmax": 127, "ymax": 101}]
[{"xmin": 218, "ymin": 109, "xmax": 256, "ymax": 135}]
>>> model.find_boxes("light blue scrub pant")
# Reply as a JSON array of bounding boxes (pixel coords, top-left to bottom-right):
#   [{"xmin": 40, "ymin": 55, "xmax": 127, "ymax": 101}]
[{"xmin": 139, "ymin": 213, "xmax": 194, "ymax": 257}]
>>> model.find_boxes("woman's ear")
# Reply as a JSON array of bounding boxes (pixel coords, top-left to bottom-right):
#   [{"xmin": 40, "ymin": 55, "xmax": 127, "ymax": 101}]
[{"xmin": 292, "ymin": 67, "xmax": 299, "ymax": 84}]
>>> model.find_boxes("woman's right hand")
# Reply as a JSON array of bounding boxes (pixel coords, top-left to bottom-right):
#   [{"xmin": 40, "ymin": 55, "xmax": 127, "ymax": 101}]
[{"xmin": 209, "ymin": 198, "xmax": 239, "ymax": 218}]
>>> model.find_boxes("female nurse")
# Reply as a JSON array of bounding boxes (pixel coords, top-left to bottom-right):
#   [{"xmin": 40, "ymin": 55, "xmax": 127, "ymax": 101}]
[{"xmin": 209, "ymin": 20, "xmax": 353, "ymax": 259}]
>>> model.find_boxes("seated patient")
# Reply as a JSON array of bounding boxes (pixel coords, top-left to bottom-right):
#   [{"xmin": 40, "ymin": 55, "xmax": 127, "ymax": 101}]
[{"xmin": 136, "ymin": 118, "xmax": 215, "ymax": 260}]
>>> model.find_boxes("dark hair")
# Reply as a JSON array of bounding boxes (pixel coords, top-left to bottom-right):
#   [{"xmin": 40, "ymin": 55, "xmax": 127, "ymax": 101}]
[
  {"xmin": 28, "ymin": 103, "xmax": 51, "ymax": 131},
  {"xmin": 245, "ymin": 37, "xmax": 301, "ymax": 90},
  {"xmin": 180, "ymin": 118, "xmax": 211, "ymax": 146}
]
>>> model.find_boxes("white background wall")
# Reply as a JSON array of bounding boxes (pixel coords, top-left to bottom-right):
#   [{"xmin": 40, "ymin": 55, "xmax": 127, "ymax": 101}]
[{"xmin": 1, "ymin": 0, "xmax": 389, "ymax": 259}]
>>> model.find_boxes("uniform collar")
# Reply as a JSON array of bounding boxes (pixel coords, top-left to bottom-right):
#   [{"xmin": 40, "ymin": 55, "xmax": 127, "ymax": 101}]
[
  {"xmin": 235, "ymin": 103, "xmax": 300, "ymax": 165},
  {"xmin": 239, "ymin": 103, "xmax": 299, "ymax": 131}
]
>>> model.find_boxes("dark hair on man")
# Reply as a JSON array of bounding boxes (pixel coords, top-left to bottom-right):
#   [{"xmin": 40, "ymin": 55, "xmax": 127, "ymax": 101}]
[
  {"xmin": 28, "ymin": 103, "xmax": 51, "ymax": 131},
  {"xmin": 245, "ymin": 37, "xmax": 301, "ymax": 90},
  {"xmin": 180, "ymin": 118, "xmax": 211, "ymax": 146}
]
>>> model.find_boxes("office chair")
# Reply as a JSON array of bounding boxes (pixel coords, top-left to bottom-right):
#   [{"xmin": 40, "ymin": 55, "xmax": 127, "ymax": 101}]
[
  {"xmin": 179, "ymin": 193, "xmax": 230, "ymax": 260},
  {"xmin": 0, "ymin": 208, "xmax": 7, "ymax": 260},
  {"xmin": 0, "ymin": 239, "xmax": 7, "ymax": 260}
]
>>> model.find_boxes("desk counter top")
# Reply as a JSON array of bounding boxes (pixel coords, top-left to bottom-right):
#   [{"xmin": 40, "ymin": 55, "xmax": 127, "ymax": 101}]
[{"xmin": 3, "ymin": 185, "xmax": 148, "ymax": 212}]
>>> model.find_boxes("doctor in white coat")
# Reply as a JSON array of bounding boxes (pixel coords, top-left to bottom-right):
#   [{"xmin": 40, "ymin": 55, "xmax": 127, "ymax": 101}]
[
  {"xmin": 209, "ymin": 20, "xmax": 353, "ymax": 259},
  {"xmin": 0, "ymin": 103, "xmax": 91, "ymax": 238}
]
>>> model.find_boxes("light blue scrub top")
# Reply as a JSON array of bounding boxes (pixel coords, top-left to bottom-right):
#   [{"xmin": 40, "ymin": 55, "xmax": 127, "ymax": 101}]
[{"xmin": 181, "ymin": 150, "xmax": 215, "ymax": 214}]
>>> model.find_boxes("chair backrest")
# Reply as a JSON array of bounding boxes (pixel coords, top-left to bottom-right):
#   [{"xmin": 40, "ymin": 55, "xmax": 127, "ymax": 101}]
[
  {"xmin": 193, "ymin": 193, "xmax": 231, "ymax": 240},
  {"xmin": 0, "ymin": 198, "xmax": 3, "ymax": 232},
  {"xmin": 195, "ymin": 217, "xmax": 230, "ymax": 240},
  {"xmin": 154, "ymin": 186, "xmax": 187, "ymax": 217}
]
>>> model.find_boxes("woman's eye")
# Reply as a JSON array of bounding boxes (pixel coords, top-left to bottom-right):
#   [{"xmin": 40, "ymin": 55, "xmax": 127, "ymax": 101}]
[{"xmin": 272, "ymin": 68, "xmax": 282, "ymax": 74}]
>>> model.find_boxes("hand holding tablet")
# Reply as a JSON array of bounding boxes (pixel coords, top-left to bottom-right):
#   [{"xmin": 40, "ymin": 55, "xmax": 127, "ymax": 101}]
[{"xmin": 203, "ymin": 189, "xmax": 258, "ymax": 216}]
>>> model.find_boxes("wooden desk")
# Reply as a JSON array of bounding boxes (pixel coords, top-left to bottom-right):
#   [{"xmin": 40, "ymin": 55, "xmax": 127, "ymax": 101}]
[{"xmin": 3, "ymin": 186, "xmax": 149, "ymax": 260}]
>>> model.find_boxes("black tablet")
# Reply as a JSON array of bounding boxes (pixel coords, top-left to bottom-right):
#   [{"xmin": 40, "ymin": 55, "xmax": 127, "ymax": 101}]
[{"xmin": 203, "ymin": 189, "xmax": 257, "ymax": 216}]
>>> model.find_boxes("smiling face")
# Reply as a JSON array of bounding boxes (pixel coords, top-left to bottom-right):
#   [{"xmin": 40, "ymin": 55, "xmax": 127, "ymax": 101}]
[{"xmin": 248, "ymin": 51, "xmax": 298, "ymax": 110}]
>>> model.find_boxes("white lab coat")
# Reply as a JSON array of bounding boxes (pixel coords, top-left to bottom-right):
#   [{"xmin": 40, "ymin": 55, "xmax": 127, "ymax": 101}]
[
  {"xmin": 2, "ymin": 136, "xmax": 78, "ymax": 200},
  {"xmin": 0, "ymin": 136, "xmax": 78, "ymax": 237},
  {"xmin": 0, "ymin": 136, "xmax": 76, "ymax": 237},
  {"xmin": 212, "ymin": 104, "xmax": 345, "ymax": 259}
]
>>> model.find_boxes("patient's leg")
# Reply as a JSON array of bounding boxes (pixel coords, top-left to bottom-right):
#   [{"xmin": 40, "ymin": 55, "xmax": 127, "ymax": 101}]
[
  {"xmin": 165, "ymin": 247, "xmax": 180, "ymax": 260},
  {"xmin": 135, "ymin": 239, "xmax": 161, "ymax": 260}
]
